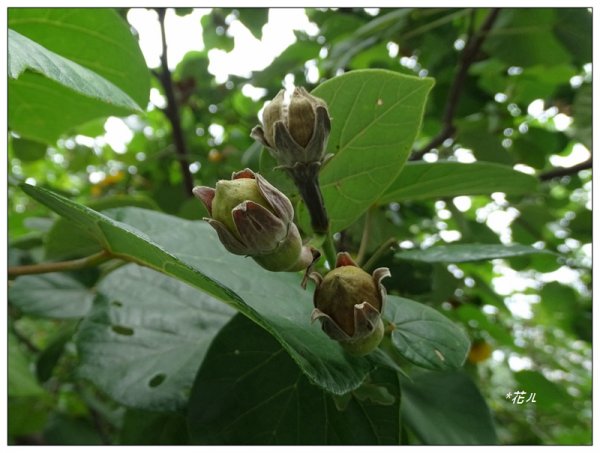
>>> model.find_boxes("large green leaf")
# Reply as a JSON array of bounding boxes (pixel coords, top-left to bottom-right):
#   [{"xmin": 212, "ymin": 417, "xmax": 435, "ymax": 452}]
[
  {"xmin": 8, "ymin": 8, "xmax": 149, "ymax": 107},
  {"xmin": 188, "ymin": 314, "xmax": 401, "ymax": 445},
  {"xmin": 386, "ymin": 296, "xmax": 470, "ymax": 370},
  {"xmin": 396, "ymin": 243, "xmax": 553, "ymax": 263},
  {"xmin": 9, "ymin": 273, "xmax": 94, "ymax": 319},
  {"xmin": 312, "ymin": 69, "xmax": 434, "ymax": 232},
  {"xmin": 8, "ymin": 30, "xmax": 141, "ymax": 111},
  {"xmin": 401, "ymin": 370, "xmax": 498, "ymax": 445},
  {"xmin": 21, "ymin": 184, "xmax": 374, "ymax": 395},
  {"xmin": 8, "ymin": 8, "xmax": 149, "ymax": 143},
  {"xmin": 76, "ymin": 264, "xmax": 235, "ymax": 411},
  {"xmin": 379, "ymin": 161, "xmax": 539, "ymax": 204}
]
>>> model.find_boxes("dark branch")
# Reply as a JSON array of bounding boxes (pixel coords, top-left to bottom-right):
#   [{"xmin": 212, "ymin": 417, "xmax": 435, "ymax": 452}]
[
  {"xmin": 155, "ymin": 8, "xmax": 195, "ymax": 197},
  {"xmin": 410, "ymin": 8, "xmax": 501, "ymax": 161},
  {"xmin": 539, "ymin": 158, "xmax": 592, "ymax": 181}
]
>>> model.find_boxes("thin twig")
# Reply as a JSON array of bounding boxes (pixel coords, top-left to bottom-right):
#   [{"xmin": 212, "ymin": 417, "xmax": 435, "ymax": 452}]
[
  {"xmin": 356, "ymin": 207, "xmax": 374, "ymax": 266},
  {"xmin": 155, "ymin": 8, "xmax": 195, "ymax": 197},
  {"xmin": 8, "ymin": 251, "xmax": 112, "ymax": 278},
  {"xmin": 410, "ymin": 8, "xmax": 501, "ymax": 161},
  {"xmin": 539, "ymin": 158, "xmax": 592, "ymax": 181},
  {"xmin": 363, "ymin": 237, "xmax": 399, "ymax": 272}
]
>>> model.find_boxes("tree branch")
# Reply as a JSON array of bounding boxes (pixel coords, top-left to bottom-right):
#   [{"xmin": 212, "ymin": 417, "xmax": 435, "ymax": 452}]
[
  {"xmin": 410, "ymin": 8, "xmax": 501, "ymax": 161},
  {"xmin": 539, "ymin": 158, "xmax": 592, "ymax": 181},
  {"xmin": 8, "ymin": 251, "xmax": 112, "ymax": 278},
  {"xmin": 155, "ymin": 8, "xmax": 195, "ymax": 196}
]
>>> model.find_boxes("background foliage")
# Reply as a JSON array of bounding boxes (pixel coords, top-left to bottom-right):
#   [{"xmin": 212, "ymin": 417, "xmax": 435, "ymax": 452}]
[{"xmin": 7, "ymin": 7, "xmax": 592, "ymax": 445}]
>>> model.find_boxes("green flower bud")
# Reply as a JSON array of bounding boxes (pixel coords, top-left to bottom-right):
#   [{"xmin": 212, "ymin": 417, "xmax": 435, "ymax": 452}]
[
  {"xmin": 193, "ymin": 168, "xmax": 314, "ymax": 272},
  {"xmin": 251, "ymin": 87, "xmax": 332, "ymax": 168},
  {"xmin": 310, "ymin": 252, "xmax": 390, "ymax": 356}
]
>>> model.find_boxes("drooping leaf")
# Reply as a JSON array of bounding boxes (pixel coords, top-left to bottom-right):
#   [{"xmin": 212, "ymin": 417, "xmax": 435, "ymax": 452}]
[
  {"xmin": 379, "ymin": 161, "xmax": 538, "ymax": 204},
  {"xmin": 21, "ymin": 183, "xmax": 375, "ymax": 395},
  {"xmin": 8, "ymin": 8, "xmax": 149, "ymax": 107},
  {"xmin": 187, "ymin": 314, "xmax": 401, "ymax": 445},
  {"xmin": 8, "ymin": 8, "xmax": 149, "ymax": 143},
  {"xmin": 311, "ymin": 69, "xmax": 434, "ymax": 232},
  {"xmin": 9, "ymin": 273, "xmax": 94, "ymax": 319},
  {"xmin": 76, "ymin": 264, "xmax": 235, "ymax": 411},
  {"xmin": 401, "ymin": 370, "xmax": 498, "ymax": 445},
  {"xmin": 8, "ymin": 30, "xmax": 141, "ymax": 112},
  {"xmin": 395, "ymin": 243, "xmax": 553, "ymax": 263},
  {"xmin": 385, "ymin": 296, "xmax": 470, "ymax": 370}
]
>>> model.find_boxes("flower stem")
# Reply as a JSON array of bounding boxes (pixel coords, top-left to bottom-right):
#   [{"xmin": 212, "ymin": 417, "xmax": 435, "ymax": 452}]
[
  {"xmin": 356, "ymin": 207, "xmax": 373, "ymax": 266},
  {"xmin": 363, "ymin": 237, "xmax": 398, "ymax": 272},
  {"xmin": 8, "ymin": 250, "xmax": 112, "ymax": 278},
  {"xmin": 323, "ymin": 233, "xmax": 337, "ymax": 269}
]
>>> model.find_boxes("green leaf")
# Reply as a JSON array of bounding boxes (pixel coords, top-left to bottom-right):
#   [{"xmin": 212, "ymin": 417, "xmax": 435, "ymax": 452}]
[
  {"xmin": 236, "ymin": 8, "xmax": 269, "ymax": 40},
  {"xmin": 120, "ymin": 410, "xmax": 189, "ymax": 445},
  {"xmin": 12, "ymin": 137, "xmax": 47, "ymax": 162},
  {"xmin": 386, "ymin": 296, "xmax": 470, "ymax": 370},
  {"xmin": 8, "ymin": 333, "xmax": 45, "ymax": 397},
  {"xmin": 21, "ymin": 183, "xmax": 375, "ymax": 395},
  {"xmin": 312, "ymin": 69, "xmax": 434, "ymax": 232},
  {"xmin": 513, "ymin": 370, "xmax": 570, "ymax": 411},
  {"xmin": 187, "ymin": 314, "xmax": 401, "ymax": 445},
  {"xmin": 456, "ymin": 117, "xmax": 513, "ymax": 165},
  {"xmin": 483, "ymin": 9, "xmax": 570, "ymax": 67},
  {"xmin": 379, "ymin": 161, "xmax": 539, "ymax": 204},
  {"xmin": 76, "ymin": 264, "xmax": 235, "ymax": 411},
  {"xmin": 8, "ymin": 8, "xmax": 149, "ymax": 144},
  {"xmin": 9, "ymin": 273, "xmax": 94, "ymax": 319},
  {"xmin": 45, "ymin": 194, "xmax": 160, "ymax": 260},
  {"xmin": 401, "ymin": 370, "xmax": 498, "ymax": 445},
  {"xmin": 396, "ymin": 243, "xmax": 553, "ymax": 263},
  {"xmin": 8, "ymin": 8, "xmax": 149, "ymax": 108},
  {"xmin": 8, "ymin": 29, "xmax": 141, "ymax": 112}
]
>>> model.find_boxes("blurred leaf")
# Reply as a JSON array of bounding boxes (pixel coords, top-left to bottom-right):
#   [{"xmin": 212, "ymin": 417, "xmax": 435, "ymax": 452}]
[
  {"xmin": 22, "ymin": 184, "xmax": 376, "ymax": 395},
  {"xmin": 120, "ymin": 410, "xmax": 189, "ymax": 445},
  {"xmin": 379, "ymin": 161, "xmax": 538, "ymax": 203},
  {"xmin": 484, "ymin": 9, "xmax": 570, "ymax": 67},
  {"xmin": 456, "ymin": 117, "xmax": 513, "ymax": 165},
  {"xmin": 513, "ymin": 370, "xmax": 570, "ymax": 411},
  {"xmin": 9, "ymin": 273, "xmax": 94, "ymax": 319},
  {"xmin": 512, "ymin": 127, "xmax": 568, "ymax": 169},
  {"xmin": 571, "ymin": 84, "xmax": 591, "ymax": 149},
  {"xmin": 401, "ymin": 370, "xmax": 498, "ymax": 444},
  {"xmin": 236, "ymin": 8, "xmax": 269, "ymax": 40},
  {"xmin": 76, "ymin": 264, "xmax": 235, "ymax": 411},
  {"xmin": 188, "ymin": 314, "xmax": 401, "ymax": 445},
  {"xmin": 385, "ymin": 296, "xmax": 470, "ymax": 370},
  {"xmin": 12, "ymin": 137, "xmax": 47, "ymax": 162},
  {"xmin": 43, "ymin": 415, "xmax": 103, "ymax": 445},
  {"xmin": 554, "ymin": 9, "xmax": 592, "ymax": 66},
  {"xmin": 312, "ymin": 69, "xmax": 434, "ymax": 232},
  {"xmin": 8, "ymin": 397, "xmax": 50, "ymax": 438},
  {"xmin": 36, "ymin": 323, "xmax": 77, "ymax": 382},
  {"xmin": 8, "ymin": 333, "xmax": 45, "ymax": 397},
  {"xmin": 396, "ymin": 243, "xmax": 552, "ymax": 263}
]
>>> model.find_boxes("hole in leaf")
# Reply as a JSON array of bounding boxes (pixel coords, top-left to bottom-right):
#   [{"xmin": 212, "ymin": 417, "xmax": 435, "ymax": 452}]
[
  {"xmin": 149, "ymin": 373, "xmax": 166, "ymax": 388},
  {"xmin": 111, "ymin": 325, "xmax": 134, "ymax": 336},
  {"xmin": 111, "ymin": 300, "xmax": 123, "ymax": 307}
]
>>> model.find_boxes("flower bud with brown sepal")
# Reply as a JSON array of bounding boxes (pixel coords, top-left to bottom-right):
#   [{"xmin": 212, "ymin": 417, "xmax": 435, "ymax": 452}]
[
  {"xmin": 193, "ymin": 168, "xmax": 314, "ymax": 272},
  {"xmin": 310, "ymin": 252, "xmax": 391, "ymax": 355}
]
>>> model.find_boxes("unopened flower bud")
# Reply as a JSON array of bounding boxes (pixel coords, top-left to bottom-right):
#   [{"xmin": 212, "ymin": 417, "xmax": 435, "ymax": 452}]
[
  {"xmin": 251, "ymin": 87, "xmax": 331, "ymax": 167},
  {"xmin": 251, "ymin": 87, "xmax": 332, "ymax": 234},
  {"xmin": 193, "ymin": 168, "xmax": 314, "ymax": 272},
  {"xmin": 310, "ymin": 252, "xmax": 390, "ymax": 356}
]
